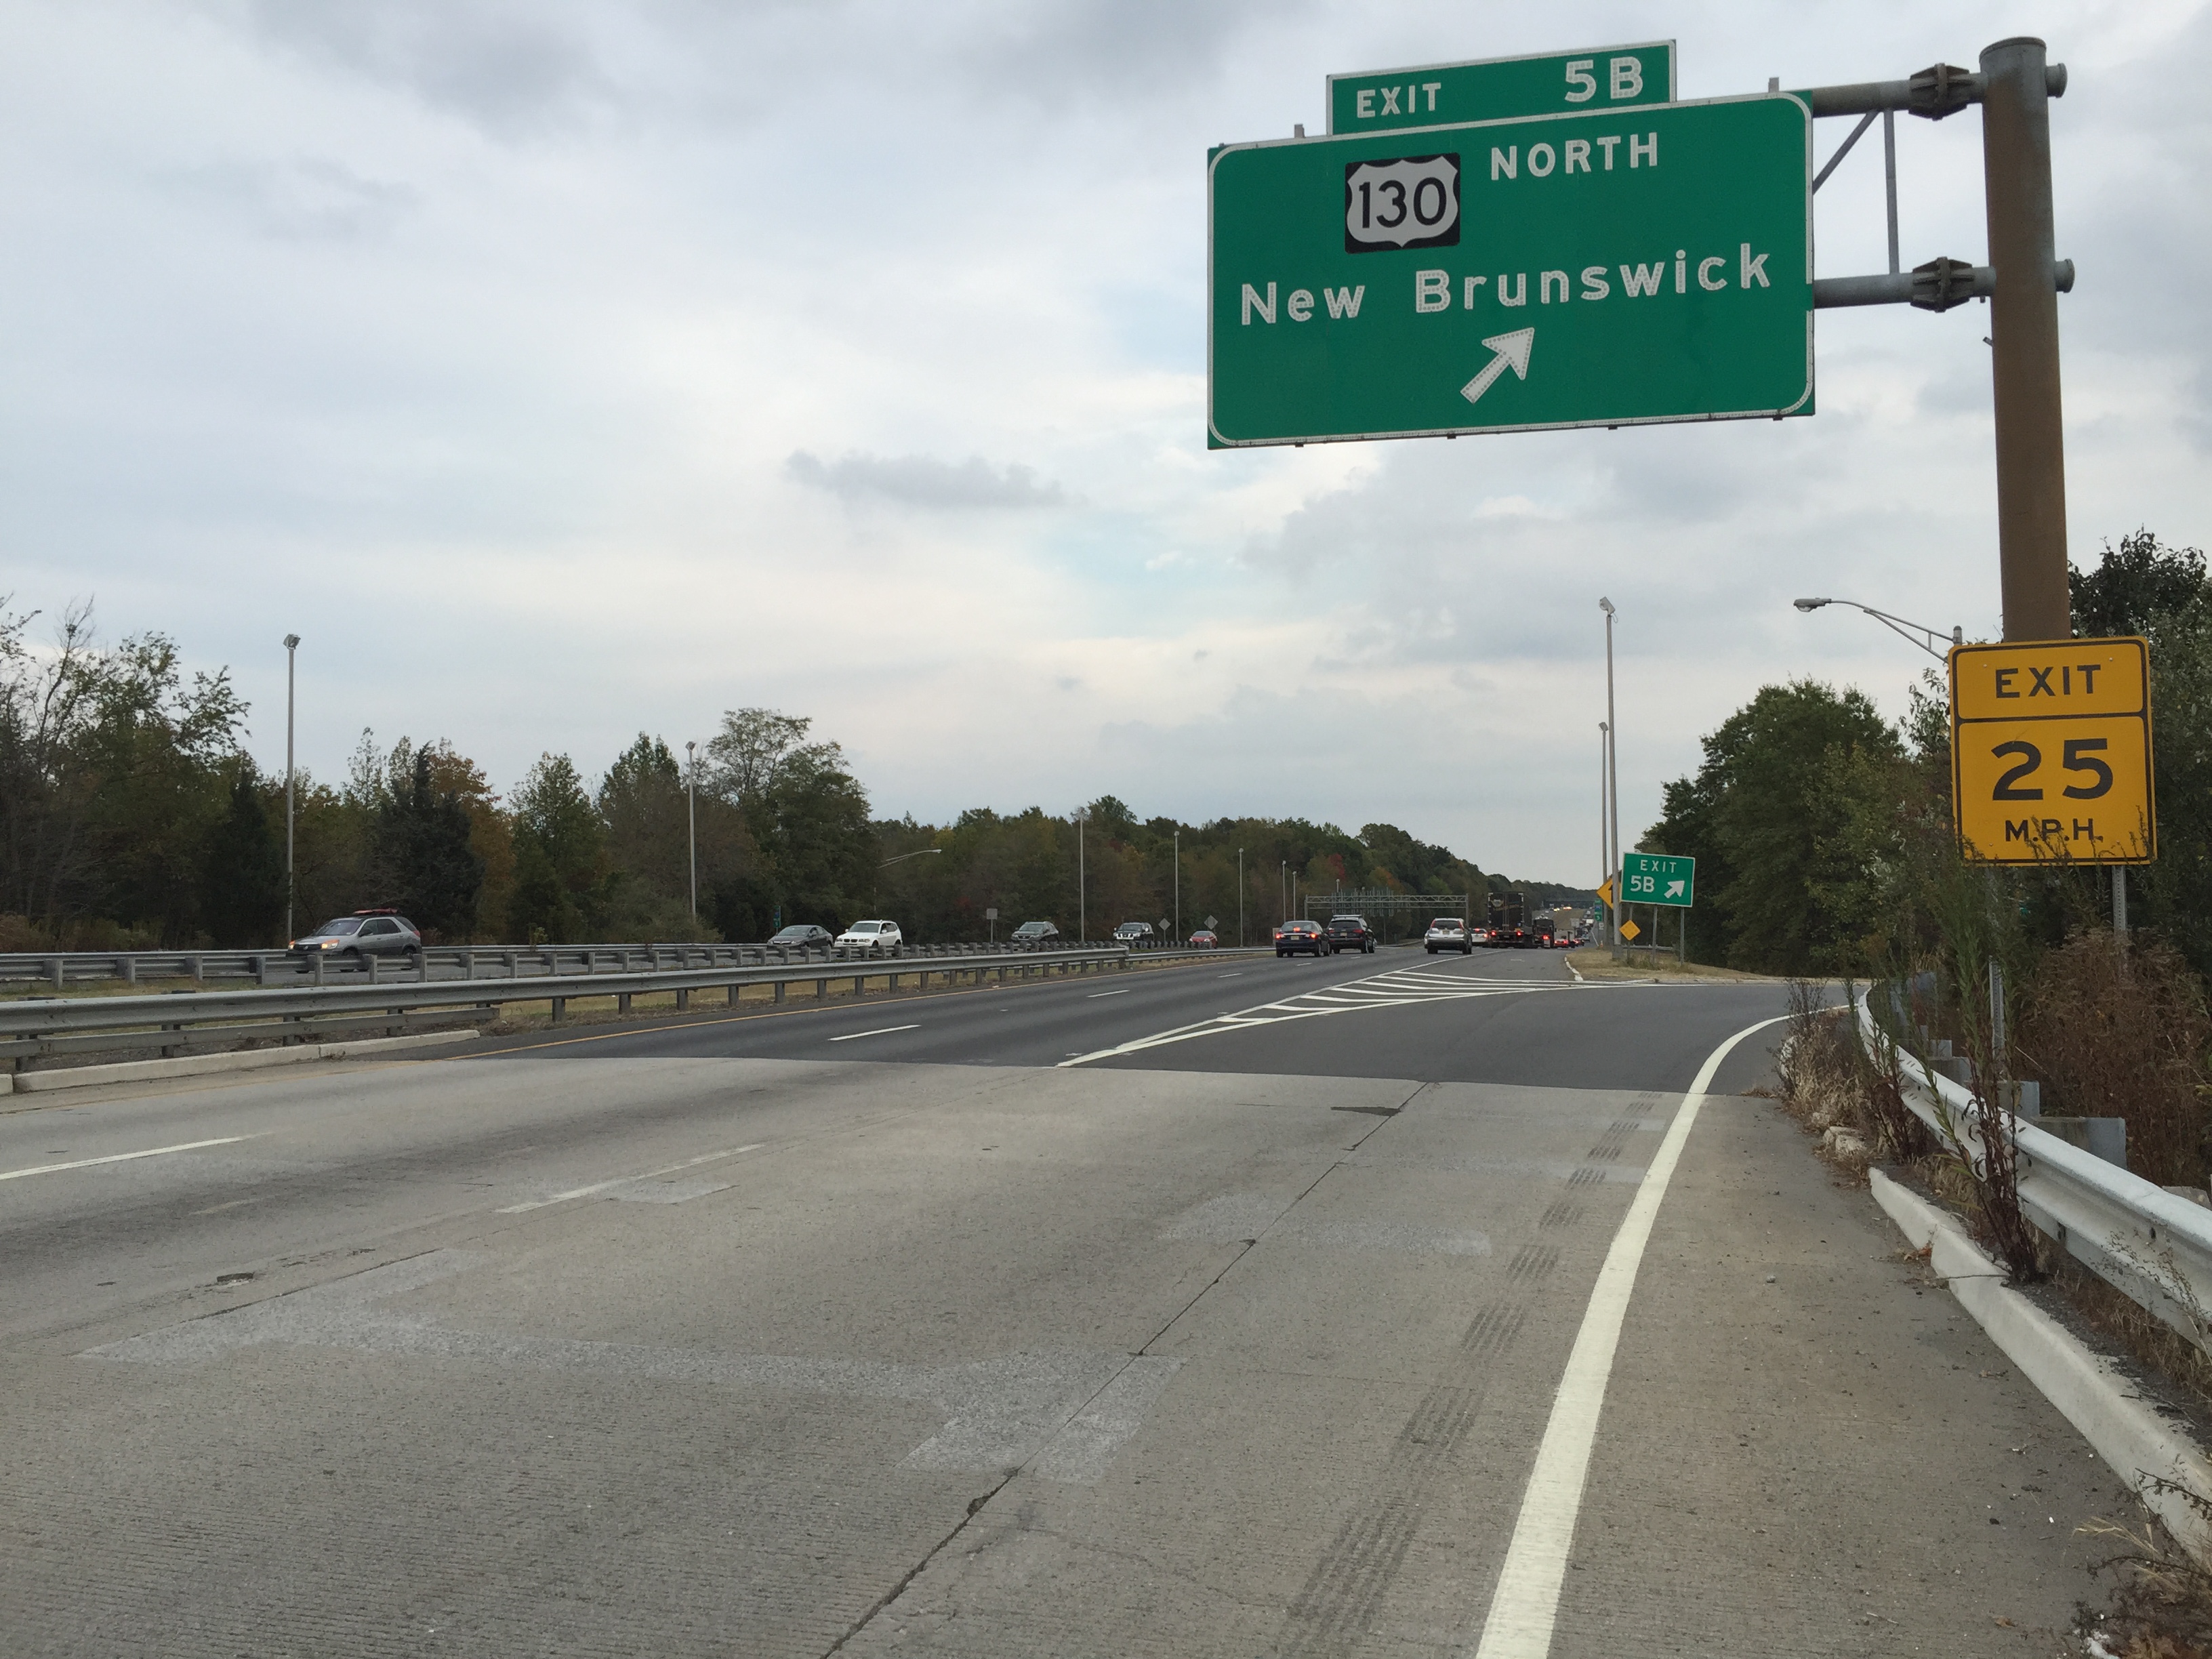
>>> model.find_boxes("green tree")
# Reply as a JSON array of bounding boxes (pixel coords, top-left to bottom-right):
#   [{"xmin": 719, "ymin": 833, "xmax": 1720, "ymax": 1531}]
[
  {"xmin": 1646, "ymin": 680, "xmax": 1903, "ymax": 974},
  {"xmin": 508, "ymin": 753, "xmax": 601, "ymax": 941},
  {"xmin": 2072, "ymin": 528, "xmax": 2206, "ymax": 638},
  {"xmin": 201, "ymin": 758, "xmax": 284, "ymax": 946},
  {"xmin": 375, "ymin": 750, "xmax": 485, "ymax": 941},
  {"xmin": 705, "ymin": 709, "xmax": 872, "ymax": 930}
]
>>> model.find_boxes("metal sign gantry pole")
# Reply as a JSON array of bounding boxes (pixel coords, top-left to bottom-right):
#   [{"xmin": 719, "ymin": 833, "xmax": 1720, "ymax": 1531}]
[
  {"xmin": 1803, "ymin": 41, "xmax": 2072, "ymax": 643},
  {"xmin": 1980, "ymin": 39, "xmax": 2069, "ymax": 642}
]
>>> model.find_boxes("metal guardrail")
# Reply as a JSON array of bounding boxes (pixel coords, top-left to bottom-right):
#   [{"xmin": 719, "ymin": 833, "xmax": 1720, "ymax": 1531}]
[
  {"xmin": 1857, "ymin": 991, "xmax": 2212, "ymax": 1354},
  {"xmin": 0, "ymin": 937, "xmax": 1111, "ymax": 990},
  {"xmin": 0, "ymin": 944, "xmax": 1139, "ymax": 1069}
]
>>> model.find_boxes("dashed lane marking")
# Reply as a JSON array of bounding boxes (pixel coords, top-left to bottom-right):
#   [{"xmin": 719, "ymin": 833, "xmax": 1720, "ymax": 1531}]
[
  {"xmin": 827, "ymin": 1024, "xmax": 921, "ymax": 1042},
  {"xmin": 0, "ymin": 1136, "xmax": 256, "ymax": 1182},
  {"xmin": 495, "ymin": 1144, "xmax": 763, "ymax": 1213}
]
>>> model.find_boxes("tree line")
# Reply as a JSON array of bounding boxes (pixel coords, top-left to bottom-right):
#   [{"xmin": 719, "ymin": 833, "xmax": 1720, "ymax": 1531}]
[
  {"xmin": 1641, "ymin": 529, "xmax": 2212, "ymax": 985},
  {"xmin": 0, "ymin": 602, "xmax": 1568, "ymax": 950}
]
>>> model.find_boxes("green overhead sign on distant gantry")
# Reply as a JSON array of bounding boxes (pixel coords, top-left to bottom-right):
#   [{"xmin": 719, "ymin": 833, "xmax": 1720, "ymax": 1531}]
[
  {"xmin": 1206, "ymin": 94, "xmax": 1813, "ymax": 447},
  {"xmin": 1328, "ymin": 41, "xmax": 1675, "ymax": 132}
]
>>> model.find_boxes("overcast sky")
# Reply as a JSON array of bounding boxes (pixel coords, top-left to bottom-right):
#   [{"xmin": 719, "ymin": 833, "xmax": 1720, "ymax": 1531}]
[{"xmin": 5, "ymin": 0, "xmax": 2205, "ymax": 884}]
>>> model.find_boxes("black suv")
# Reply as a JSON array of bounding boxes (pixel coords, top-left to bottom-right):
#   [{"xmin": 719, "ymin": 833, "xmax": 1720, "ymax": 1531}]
[{"xmin": 1325, "ymin": 915, "xmax": 1375, "ymax": 954}]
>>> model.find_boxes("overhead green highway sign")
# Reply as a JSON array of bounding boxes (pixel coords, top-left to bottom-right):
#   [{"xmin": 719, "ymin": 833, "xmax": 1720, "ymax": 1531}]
[
  {"xmin": 1207, "ymin": 94, "xmax": 1812, "ymax": 447},
  {"xmin": 1622, "ymin": 852, "xmax": 1696, "ymax": 907},
  {"xmin": 1328, "ymin": 42, "xmax": 1675, "ymax": 134}
]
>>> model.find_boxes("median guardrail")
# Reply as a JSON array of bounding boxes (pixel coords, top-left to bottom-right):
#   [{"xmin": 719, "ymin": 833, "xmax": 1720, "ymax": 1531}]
[
  {"xmin": 0, "ymin": 936, "xmax": 1104, "ymax": 990},
  {"xmin": 1858, "ymin": 989, "xmax": 2212, "ymax": 1355},
  {"xmin": 0, "ymin": 944, "xmax": 1136, "ymax": 1071}
]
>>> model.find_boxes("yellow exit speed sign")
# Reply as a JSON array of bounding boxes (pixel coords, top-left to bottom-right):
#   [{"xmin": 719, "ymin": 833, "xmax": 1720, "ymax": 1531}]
[{"xmin": 1950, "ymin": 637, "xmax": 2154, "ymax": 865}]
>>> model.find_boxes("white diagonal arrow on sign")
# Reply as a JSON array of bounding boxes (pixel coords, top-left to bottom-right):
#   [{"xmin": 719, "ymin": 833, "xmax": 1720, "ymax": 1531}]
[
  {"xmin": 1665, "ymin": 879, "xmax": 1686, "ymax": 898},
  {"xmin": 1460, "ymin": 327, "xmax": 1535, "ymax": 406}
]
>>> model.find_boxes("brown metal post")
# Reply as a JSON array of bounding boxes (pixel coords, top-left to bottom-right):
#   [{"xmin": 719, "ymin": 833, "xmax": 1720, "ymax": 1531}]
[{"xmin": 1980, "ymin": 37, "xmax": 2070, "ymax": 641}]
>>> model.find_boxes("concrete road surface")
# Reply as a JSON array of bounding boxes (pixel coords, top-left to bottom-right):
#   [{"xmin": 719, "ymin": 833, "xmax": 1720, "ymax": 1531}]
[{"xmin": 1, "ymin": 947, "xmax": 2130, "ymax": 1655}]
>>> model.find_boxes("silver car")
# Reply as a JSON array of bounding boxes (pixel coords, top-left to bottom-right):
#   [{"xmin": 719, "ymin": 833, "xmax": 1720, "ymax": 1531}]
[{"xmin": 289, "ymin": 910, "xmax": 423, "ymax": 960}]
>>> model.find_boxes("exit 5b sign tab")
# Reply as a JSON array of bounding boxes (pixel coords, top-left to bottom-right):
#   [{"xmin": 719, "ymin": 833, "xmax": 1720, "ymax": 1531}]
[{"xmin": 1950, "ymin": 638, "xmax": 2156, "ymax": 865}]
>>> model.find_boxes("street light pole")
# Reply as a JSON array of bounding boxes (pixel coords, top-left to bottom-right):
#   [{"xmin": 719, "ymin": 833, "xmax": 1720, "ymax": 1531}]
[
  {"xmin": 1601, "ymin": 721, "xmax": 1619, "ymax": 942},
  {"xmin": 1073, "ymin": 806, "xmax": 1087, "ymax": 943},
  {"xmin": 1792, "ymin": 597, "xmax": 1963, "ymax": 661},
  {"xmin": 1599, "ymin": 598, "xmax": 1620, "ymax": 949},
  {"xmin": 684, "ymin": 740, "xmax": 697, "ymax": 920},
  {"xmin": 1172, "ymin": 828, "xmax": 1180, "ymax": 942},
  {"xmin": 283, "ymin": 634, "xmax": 300, "ymax": 943},
  {"xmin": 1237, "ymin": 847, "xmax": 1244, "ymax": 947}
]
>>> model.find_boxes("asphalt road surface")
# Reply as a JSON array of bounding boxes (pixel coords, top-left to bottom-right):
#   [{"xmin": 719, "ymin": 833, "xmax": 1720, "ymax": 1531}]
[{"xmin": 1, "ymin": 946, "xmax": 2131, "ymax": 1656}]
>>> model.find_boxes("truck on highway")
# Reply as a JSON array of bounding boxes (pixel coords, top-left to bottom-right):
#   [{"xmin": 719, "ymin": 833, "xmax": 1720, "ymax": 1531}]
[{"xmin": 1486, "ymin": 892, "xmax": 1528, "ymax": 947}]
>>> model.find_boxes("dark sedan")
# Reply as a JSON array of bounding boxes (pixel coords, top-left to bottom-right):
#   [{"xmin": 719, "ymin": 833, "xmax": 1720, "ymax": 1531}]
[{"xmin": 1274, "ymin": 920, "xmax": 1328, "ymax": 957}]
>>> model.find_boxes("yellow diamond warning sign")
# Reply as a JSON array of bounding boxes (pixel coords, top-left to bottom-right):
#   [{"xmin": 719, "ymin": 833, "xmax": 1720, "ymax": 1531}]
[
  {"xmin": 1950, "ymin": 637, "xmax": 2155, "ymax": 865},
  {"xmin": 1618, "ymin": 918, "xmax": 1642, "ymax": 942}
]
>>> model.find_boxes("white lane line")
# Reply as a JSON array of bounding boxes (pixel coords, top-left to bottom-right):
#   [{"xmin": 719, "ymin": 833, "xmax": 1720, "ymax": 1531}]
[
  {"xmin": 1216, "ymin": 972, "xmax": 1242, "ymax": 978},
  {"xmin": 1470, "ymin": 1012, "xmax": 1787, "ymax": 1659},
  {"xmin": 1086, "ymin": 989, "xmax": 1130, "ymax": 999},
  {"xmin": 828, "ymin": 1023, "xmax": 921, "ymax": 1043},
  {"xmin": 0, "ymin": 1136, "xmax": 253, "ymax": 1182},
  {"xmin": 496, "ymin": 1144, "xmax": 764, "ymax": 1214}
]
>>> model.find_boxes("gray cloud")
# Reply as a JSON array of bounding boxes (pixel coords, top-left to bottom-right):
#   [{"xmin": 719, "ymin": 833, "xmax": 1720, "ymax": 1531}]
[
  {"xmin": 785, "ymin": 451, "xmax": 1067, "ymax": 510},
  {"xmin": 169, "ymin": 157, "xmax": 419, "ymax": 243},
  {"xmin": 241, "ymin": 0, "xmax": 619, "ymax": 136}
]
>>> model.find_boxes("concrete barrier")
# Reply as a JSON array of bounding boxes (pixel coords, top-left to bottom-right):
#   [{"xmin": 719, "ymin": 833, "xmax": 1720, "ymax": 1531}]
[{"xmin": 7, "ymin": 1029, "xmax": 478, "ymax": 1095}]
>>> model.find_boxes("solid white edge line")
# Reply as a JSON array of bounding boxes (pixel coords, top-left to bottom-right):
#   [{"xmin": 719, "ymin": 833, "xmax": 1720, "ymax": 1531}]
[
  {"xmin": 0, "ymin": 1135, "xmax": 254, "ymax": 1181},
  {"xmin": 1470, "ymin": 1012, "xmax": 1788, "ymax": 1659},
  {"xmin": 827, "ymin": 1023, "xmax": 922, "ymax": 1042},
  {"xmin": 1086, "ymin": 989, "xmax": 1130, "ymax": 998}
]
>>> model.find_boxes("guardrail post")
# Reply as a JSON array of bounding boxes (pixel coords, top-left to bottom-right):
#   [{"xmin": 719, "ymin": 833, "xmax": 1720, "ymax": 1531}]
[
  {"xmin": 775, "ymin": 981, "xmax": 786, "ymax": 1003},
  {"xmin": 314, "ymin": 953, "xmax": 327, "ymax": 985},
  {"xmin": 726, "ymin": 981, "xmax": 739, "ymax": 1008},
  {"xmin": 46, "ymin": 957, "xmax": 62, "ymax": 989},
  {"xmin": 618, "ymin": 991, "xmax": 632, "ymax": 1014},
  {"xmin": 550, "ymin": 996, "xmax": 566, "ymax": 1023},
  {"xmin": 815, "ymin": 978, "xmax": 827, "ymax": 1000},
  {"xmin": 676, "ymin": 987, "xmax": 690, "ymax": 1011},
  {"xmin": 367, "ymin": 954, "xmax": 380, "ymax": 986},
  {"xmin": 255, "ymin": 954, "xmax": 270, "ymax": 987},
  {"xmin": 121, "ymin": 956, "xmax": 138, "ymax": 987},
  {"xmin": 460, "ymin": 950, "xmax": 474, "ymax": 980}
]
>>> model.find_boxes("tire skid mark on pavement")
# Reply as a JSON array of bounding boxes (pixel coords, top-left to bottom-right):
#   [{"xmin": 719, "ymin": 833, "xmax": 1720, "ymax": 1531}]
[
  {"xmin": 1056, "ymin": 962, "xmax": 1594, "ymax": 1068},
  {"xmin": 1270, "ymin": 1086, "xmax": 1668, "ymax": 1654},
  {"xmin": 82, "ymin": 1248, "xmax": 1181, "ymax": 1484}
]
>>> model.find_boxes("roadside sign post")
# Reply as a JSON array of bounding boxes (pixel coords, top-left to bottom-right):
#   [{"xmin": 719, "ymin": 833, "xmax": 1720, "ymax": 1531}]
[
  {"xmin": 1620, "ymin": 853, "xmax": 1694, "ymax": 966},
  {"xmin": 1621, "ymin": 852, "xmax": 1696, "ymax": 906},
  {"xmin": 1950, "ymin": 638, "xmax": 2154, "ymax": 865},
  {"xmin": 1208, "ymin": 95, "xmax": 1812, "ymax": 447},
  {"xmin": 1327, "ymin": 42, "xmax": 1675, "ymax": 134}
]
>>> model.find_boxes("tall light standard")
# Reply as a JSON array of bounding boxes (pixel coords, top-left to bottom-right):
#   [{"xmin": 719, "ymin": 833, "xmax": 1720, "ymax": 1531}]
[
  {"xmin": 1073, "ymin": 806, "xmax": 1088, "ymax": 942},
  {"xmin": 684, "ymin": 740, "xmax": 698, "ymax": 919},
  {"xmin": 1791, "ymin": 596, "xmax": 1963, "ymax": 662},
  {"xmin": 1172, "ymin": 828, "xmax": 1181, "ymax": 942},
  {"xmin": 1599, "ymin": 598, "xmax": 1620, "ymax": 949},
  {"xmin": 1237, "ymin": 847, "xmax": 1244, "ymax": 947},
  {"xmin": 1598, "ymin": 720, "xmax": 1610, "ymax": 941},
  {"xmin": 283, "ymin": 634, "xmax": 300, "ymax": 942}
]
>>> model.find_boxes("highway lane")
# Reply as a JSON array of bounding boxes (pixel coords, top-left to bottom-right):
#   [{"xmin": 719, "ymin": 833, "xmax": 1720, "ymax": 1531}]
[
  {"xmin": 443, "ymin": 945, "xmax": 1779, "ymax": 1092},
  {"xmin": 0, "ymin": 946, "xmax": 2124, "ymax": 1656}
]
